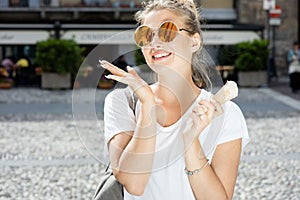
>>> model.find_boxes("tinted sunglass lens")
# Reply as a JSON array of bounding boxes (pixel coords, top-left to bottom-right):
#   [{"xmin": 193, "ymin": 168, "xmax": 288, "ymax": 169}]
[
  {"xmin": 158, "ymin": 22, "xmax": 178, "ymax": 42},
  {"xmin": 135, "ymin": 26, "xmax": 153, "ymax": 47}
]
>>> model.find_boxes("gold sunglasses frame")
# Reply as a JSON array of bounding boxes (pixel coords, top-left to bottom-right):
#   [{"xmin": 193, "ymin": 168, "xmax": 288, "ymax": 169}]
[{"xmin": 134, "ymin": 21, "xmax": 192, "ymax": 47}]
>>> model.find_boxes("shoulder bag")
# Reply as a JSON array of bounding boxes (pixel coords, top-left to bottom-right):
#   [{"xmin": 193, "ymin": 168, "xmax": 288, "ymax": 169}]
[{"xmin": 93, "ymin": 87, "xmax": 137, "ymax": 200}]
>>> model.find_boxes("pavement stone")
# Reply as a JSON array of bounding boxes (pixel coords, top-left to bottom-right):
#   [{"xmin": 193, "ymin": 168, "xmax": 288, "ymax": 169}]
[{"xmin": 0, "ymin": 86, "xmax": 299, "ymax": 200}]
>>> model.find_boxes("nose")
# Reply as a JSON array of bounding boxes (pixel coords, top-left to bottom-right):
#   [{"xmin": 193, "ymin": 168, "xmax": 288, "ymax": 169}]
[{"xmin": 150, "ymin": 31, "xmax": 162, "ymax": 48}]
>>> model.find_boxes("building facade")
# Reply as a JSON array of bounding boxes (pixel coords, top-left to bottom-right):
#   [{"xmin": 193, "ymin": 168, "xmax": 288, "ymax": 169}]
[
  {"xmin": 0, "ymin": 0, "xmax": 297, "ymax": 78},
  {"xmin": 238, "ymin": 0, "xmax": 299, "ymax": 76}
]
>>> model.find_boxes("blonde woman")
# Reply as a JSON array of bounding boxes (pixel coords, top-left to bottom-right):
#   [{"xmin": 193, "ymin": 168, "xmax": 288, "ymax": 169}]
[{"xmin": 100, "ymin": 0, "xmax": 249, "ymax": 199}]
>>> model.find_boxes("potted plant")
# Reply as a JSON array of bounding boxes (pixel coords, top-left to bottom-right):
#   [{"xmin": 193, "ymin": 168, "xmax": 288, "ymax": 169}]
[
  {"xmin": 0, "ymin": 77, "xmax": 14, "ymax": 89},
  {"xmin": 35, "ymin": 38, "xmax": 84, "ymax": 89},
  {"xmin": 0, "ymin": 67, "xmax": 13, "ymax": 89},
  {"xmin": 234, "ymin": 39, "xmax": 269, "ymax": 87}
]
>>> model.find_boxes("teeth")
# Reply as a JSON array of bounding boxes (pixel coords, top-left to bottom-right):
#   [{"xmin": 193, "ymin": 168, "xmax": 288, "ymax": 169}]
[{"xmin": 154, "ymin": 53, "xmax": 169, "ymax": 58}]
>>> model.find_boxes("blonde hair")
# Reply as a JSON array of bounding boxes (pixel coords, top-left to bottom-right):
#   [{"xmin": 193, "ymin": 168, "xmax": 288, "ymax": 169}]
[{"xmin": 135, "ymin": 0, "xmax": 212, "ymax": 89}]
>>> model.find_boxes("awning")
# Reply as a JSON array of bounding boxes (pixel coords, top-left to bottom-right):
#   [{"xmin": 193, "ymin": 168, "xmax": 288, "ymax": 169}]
[
  {"xmin": 0, "ymin": 30, "xmax": 49, "ymax": 44},
  {"xmin": 62, "ymin": 30, "xmax": 135, "ymax": 45},
  {"xmin": 202, "ymin": 31, "xmax": 260, "ymax": 45},
  {"xmin": 0, "ymin": 29, "xmax": 261, "ymax": 45},
  {"xmin": 62, "ymin": 30, "xmax": 260, "ymax": 45}
]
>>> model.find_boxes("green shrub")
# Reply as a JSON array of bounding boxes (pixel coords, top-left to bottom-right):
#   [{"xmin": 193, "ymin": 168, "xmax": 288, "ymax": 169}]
[
  {"xmin": 35, "ymin": 39, "xmax": 84, "ymax": 76},
  {"xmin": 234, "ymin": 39, "xmax": 269, "ymax": 71}
]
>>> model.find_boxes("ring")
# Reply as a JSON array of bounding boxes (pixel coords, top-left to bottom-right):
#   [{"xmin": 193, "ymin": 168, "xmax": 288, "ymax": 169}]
[
  {"xmin": 195, "ymin": 111, "xmax": 205, "ymax": 116},
  {"xmin": 194, "ymin": 106, "xmax": 208, "ymax": 116}
]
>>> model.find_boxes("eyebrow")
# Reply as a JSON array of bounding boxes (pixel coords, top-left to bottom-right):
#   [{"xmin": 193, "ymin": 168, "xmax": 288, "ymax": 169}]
[
  {"xmin": 161, "ymin": 18, "xmax": 173, "ymax": 22},
  {"xmin": 142, "ymin": 18, "xmax": 175, "ymax": 27}
]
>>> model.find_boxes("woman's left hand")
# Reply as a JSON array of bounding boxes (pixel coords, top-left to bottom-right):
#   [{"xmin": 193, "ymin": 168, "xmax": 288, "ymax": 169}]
[{"xmin": 182, "ymin": 99, "xmax": 223, "ymax": 147}]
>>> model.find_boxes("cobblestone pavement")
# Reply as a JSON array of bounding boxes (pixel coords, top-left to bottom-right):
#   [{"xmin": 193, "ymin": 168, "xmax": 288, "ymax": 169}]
[
  {"xmin": 0, "ymin": 87, "xmax": 299, "ymax": 200},
  {"xmin": 269, "ymin": 76, "xmax": 300, "ymax": 102}
]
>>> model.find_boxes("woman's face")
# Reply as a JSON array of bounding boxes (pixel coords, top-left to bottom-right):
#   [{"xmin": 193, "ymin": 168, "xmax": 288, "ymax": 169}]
[{"xmin": 140, "ymin": 9, "xmax": 198, "ymax": 75}]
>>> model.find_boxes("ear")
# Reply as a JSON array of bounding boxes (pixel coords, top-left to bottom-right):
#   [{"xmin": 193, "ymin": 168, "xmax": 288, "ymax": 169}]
[{"xmin": 191, "ymin": 33, "xmax": 201, "ymax": 53}]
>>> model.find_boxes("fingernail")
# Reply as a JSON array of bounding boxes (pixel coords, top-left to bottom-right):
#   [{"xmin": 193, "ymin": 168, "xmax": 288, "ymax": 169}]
[
  {"xmin": 98, "ymin": 62, "xmax": 107, "ymax": 69},
  {"xmin": 105, "ymin": 75, "xmax": 111, "ymax": 79},
  {"xmin": 97, "ymin": 60, "xmax": 102, "ymax": 67},
  {"xmin": 204, "ymin": 106, "xmax": 208, "ymax": 112}
]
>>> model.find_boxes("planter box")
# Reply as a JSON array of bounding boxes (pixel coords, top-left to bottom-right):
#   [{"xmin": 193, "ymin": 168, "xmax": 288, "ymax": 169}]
[
  {"xmin": 238, "ymin": 71, "xmax": 267, "ymax": 87},
  {"xmin": 0, "ymin": 82, "xmax": 13, "ymax": 89},
  {"xmin": 41, "ymin": 72, "xmax": 71, "ymax": 89}
]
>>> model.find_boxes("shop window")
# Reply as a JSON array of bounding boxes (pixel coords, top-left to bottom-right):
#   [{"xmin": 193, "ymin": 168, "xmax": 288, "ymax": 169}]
[
  {"xmin": 60, "ymin": 0, "xmax": 82, "ymax": 7},
  {"xmin": 9, "ymin": 0, "xmax": 29, "ymax": 7}
]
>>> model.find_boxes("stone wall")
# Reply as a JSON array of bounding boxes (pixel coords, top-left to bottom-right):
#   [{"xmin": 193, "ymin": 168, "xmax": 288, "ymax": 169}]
[{"xmin": 238, "ymin": 0, "xmax": 298, "ymax": 76}]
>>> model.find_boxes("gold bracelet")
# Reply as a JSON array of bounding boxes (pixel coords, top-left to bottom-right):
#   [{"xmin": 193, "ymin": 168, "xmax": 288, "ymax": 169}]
[
  {"xmin": 198, "ymin": 154, "xmax": 207, "ymax": 160},
  {"xmin": 184, "ymin": 160, "xmax": 210, "ymax": 176}
]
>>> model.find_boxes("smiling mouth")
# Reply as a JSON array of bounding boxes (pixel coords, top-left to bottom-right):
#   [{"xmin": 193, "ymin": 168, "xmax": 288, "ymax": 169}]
[{"xmin": 152, "ymin": 52, "xmax": 172, "ymax": 61}]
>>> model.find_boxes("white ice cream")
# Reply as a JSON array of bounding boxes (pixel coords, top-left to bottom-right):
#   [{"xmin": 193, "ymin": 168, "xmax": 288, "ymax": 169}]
[{"xmin": 213, "ymin": 81, "xmax": 238, "ymax": 104}]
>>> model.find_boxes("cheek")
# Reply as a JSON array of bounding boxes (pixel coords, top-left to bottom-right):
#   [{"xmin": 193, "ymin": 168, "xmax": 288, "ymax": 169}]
[
  {"xmin": 141, "ymin": 48, "xmax": 147, "ymax": 56},
  {"xmin": 173, "ymin": 41, "xmax": 193, "ymax": 62}
]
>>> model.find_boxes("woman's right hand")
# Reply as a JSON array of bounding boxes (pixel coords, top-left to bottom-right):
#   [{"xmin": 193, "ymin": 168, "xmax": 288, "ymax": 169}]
[{"xmin": 99, "ymin": 60, "xmax": 154, "ymax": 104}]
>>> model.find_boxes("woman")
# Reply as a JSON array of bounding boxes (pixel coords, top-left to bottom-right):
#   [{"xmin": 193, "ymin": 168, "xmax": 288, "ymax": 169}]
[
  {"xmin": 287, "ymin": 41, "xmax": 300, "ymax": 93},
  {"xmin": 100, "ymin": 0, "xmax": 249, "ymax": 199}
]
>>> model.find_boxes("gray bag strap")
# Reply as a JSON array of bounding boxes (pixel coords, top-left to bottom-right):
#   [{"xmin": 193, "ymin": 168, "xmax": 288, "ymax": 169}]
[
  {"xmin": 124, "ymin": 86, "xmax": 138, "ymax": 115},
  {"xmin": 93, "ymin": 87, "xmax": 138, "ymax": 200}
]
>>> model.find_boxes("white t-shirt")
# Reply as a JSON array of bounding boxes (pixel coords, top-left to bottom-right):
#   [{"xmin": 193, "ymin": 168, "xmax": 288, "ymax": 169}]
[{"xmin": 104, "ymin": 88, "xmax": 249, "ymax": 200}]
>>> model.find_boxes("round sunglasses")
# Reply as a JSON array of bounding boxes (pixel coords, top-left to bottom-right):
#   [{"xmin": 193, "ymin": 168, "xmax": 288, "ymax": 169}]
[{"xmin": 134, "ymin": 21, "xmax": 193, "ymax": 47}]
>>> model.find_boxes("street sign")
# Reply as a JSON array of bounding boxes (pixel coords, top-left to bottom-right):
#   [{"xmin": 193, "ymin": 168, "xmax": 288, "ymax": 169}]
[
  {"xmin": 270, "ymin": 5, "xmax": 282, "ymax": 17},
  {"xmin": 263, "ymin": 0, "xmax": 275, "ymax": 10},
  {"xmin": 269, "ymin": 18, "xmax": 281, "ymax": 26},
  {"xmin": 269, "ymin": 5, "xmax": 282, "ymax": 26}
]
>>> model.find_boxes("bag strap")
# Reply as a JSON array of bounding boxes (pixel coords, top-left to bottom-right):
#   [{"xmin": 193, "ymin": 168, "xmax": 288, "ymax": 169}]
[
  {"xmin": 105, "ymin": 164, "xmax": 110, "ymax": 172},
  {"xmin": 124, "ymin": 86, "xmax": 138, "ymax": 115}
]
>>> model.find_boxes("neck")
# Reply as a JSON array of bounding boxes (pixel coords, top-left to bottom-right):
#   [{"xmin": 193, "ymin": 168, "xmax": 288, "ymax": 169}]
[{"xmin": 155, "ymin": 68, "xmax": 200, "ymax": 106}]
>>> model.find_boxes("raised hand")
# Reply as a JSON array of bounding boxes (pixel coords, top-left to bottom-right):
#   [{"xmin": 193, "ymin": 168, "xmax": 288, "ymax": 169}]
[{"xmin": 99, "ymin": 60, "xmax": 154, "ymax": 104}]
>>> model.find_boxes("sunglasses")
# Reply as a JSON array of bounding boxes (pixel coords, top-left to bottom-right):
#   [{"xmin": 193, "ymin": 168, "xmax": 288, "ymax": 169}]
[{"xmin": 134, "ymin": 21, "xmax": 192, "ymax": 47}]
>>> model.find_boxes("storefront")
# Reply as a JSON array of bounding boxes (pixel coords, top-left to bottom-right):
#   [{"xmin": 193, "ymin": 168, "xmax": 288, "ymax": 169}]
[{"xmin": 0, "ymin": 22, "xmax": 263, "ymax": 87}]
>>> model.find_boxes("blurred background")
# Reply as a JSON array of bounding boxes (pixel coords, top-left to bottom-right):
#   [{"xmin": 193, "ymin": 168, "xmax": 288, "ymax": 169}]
[
  {"xmin": 0, "ymin": 0, "xmax": 299, "ymax": 199},
  {"xmin": 0, "ymin": 0, "xmax": 298, "ymax": 89}
]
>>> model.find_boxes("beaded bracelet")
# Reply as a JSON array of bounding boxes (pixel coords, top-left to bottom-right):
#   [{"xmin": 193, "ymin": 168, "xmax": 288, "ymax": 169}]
[{"xmin": 184, "ymin": 160, "xmax": 210, "ymax": 176}]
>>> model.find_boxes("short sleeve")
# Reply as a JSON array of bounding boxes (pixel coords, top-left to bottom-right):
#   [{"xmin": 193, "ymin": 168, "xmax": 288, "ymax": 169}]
[
  {"xmin": 104, "ymin": 89, "xmax": 136, "ymax": 145},
  {"xmin": 217, "ymin": 101, "xmax": 249, "ymax": 150}
]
